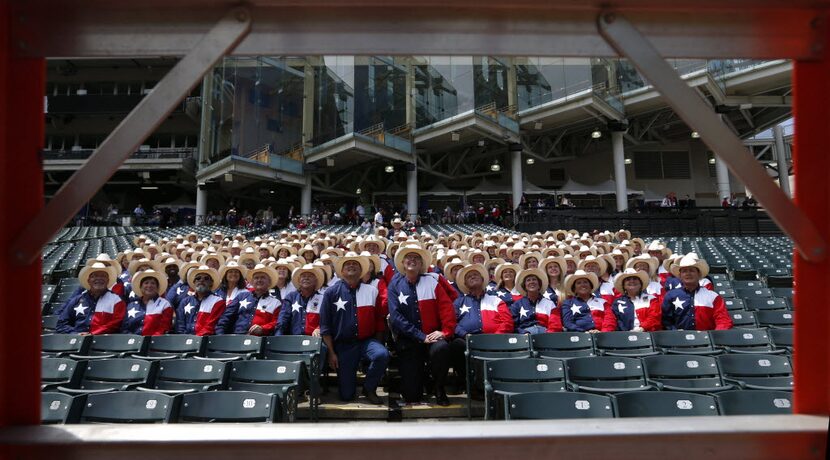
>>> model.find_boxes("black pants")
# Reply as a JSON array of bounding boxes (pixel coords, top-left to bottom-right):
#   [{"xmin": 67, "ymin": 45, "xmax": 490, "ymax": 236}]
[
  {"xmin": 448, "ymin": 337, "xmax": 468, "ymax": 385},
  {"xmin": 396, "ymin": 338, "xmax": 450, "ymax": 403}
]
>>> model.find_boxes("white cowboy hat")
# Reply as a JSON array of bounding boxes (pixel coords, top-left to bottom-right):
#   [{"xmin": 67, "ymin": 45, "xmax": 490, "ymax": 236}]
[
  {"xmin": 613, "ymin": 268, "xmax": 650, "ymax": 295},
  {"xmin": 218, "ymin": 261, "xmax": 248, "ymax": 284},
  {"xmin": 518, "ymin": 252, "xmax": 543, "ymax": 269},
  {"xmin": 444, "ymin": 258, "xmax": 466, "ymax": 283},
  {"xmin": 128, "ymin": 258, "xmax": 156, "ymax": 276},
  {"xmin": 577, "ymin": 255, "xmax": 608, "ymax": 275},
  {"xmin": 291, "ymin": 264, "xmax": 325, "ymax": 292},
  {"xmin": 456, "ymin": 264, "xmax": 489, "ymax": 295},
  {"xmin": 494, "ymin": 263, "xmax": 521, "ymax": 286},
  {"xmin": 670, "ymin": 254, "xmax": 710, "ymax": 278},
  {"xmin": 199, "ymin": 253, "xmax": 226, "ymax": 267},
  {"xmin": 626, "ymin": 255, "xmax": 659, "ymax": 277},
  {"xmin": 358, "ymin": 251, "xmax": 382, "ymax": 276},
  {"xmin": 131, "ymin": 269, "xmax": 169, "ymax": 296},
  {"xmin": 247, "ymin": 263, "xmax": 280, "ymax": 289},
  {"xmin": 334, "ymin": 252, "xmax": 371, "ymax": 279},
  {"xmin": 564, "ymin": 270, "xmax": 600, "ymax": 296},
  {"xmin": 394, "ymin": 243, "xmax": 432, "ymax": 274},
  {"xmin": 516, "ymin": 268, "xmax": 549, "ymax": 296},
  {"xmin": 484, "ymin": 257, "xmax": 506, "ymax": 272},
  {"xmin": 539, "ymin": 257, "xmax": 567, "ymax": 279},
  {"xmin": 186, "ymin": 265, "xmax": 221, "ymax": 291},
  {"xmin": 78, "ymin": 262, "xmax": 119, "ymax": 291},
  {"xmin": 359, "ymin": 235, "xmax": 388, "ymax": 253}
]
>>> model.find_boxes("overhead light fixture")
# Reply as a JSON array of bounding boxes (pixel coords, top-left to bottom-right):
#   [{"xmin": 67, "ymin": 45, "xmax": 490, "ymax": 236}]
[
  {"xmin": 691, "ymin": 131, "xmax": 700, "ymax": 138},
  {"xmin": 591, "ymin": 129, "xmax": 602, "ymax": 139},
  {"xmin": 478, "ymin": 139, "xmax": 486, "ymax": 147},
  {"xmin": 356, "ymin": 188, "xmax": 362, "ymax": 194},
  {"xmin": 384, "ymin": 164, "xmax": 395, "ymax": 173},
  {"xmin": 526, "ymin": 158, "xmax": 535, "ymax": 165},
  {"xmin": 534, "ymin": 121, "xmax": 543, "ymax": 130},
  {"xmin": 451, "ymin": 132, "xmax": 460, "ymax": 142},
  {"xmin": 326, "ymin": 158, "xmax": 335, "ymax": 167},
  {"xmin": 624, "ymin": 158, "xmax": 632, "ymax": 165},
  {"xmin": 708, "ymin": 157, "xmax": 716, "ymax": 165},
  {"xmin": 269, "ymin": 190, "xmax": 275, "ymax": 194},
  {"xmin": 769, "ymin": 161, "xmax": 778, "ymax": 167},
  {"xmin": 140, "ymin": 186, "xmax": 158, "ymax": 190},
  {"xmin": 224, "ymin": 173, "xmax": 233, "ymax": 182},
  {"xmin": 490, "ymin": 160, "xmax": 501, "ymax": 172}
]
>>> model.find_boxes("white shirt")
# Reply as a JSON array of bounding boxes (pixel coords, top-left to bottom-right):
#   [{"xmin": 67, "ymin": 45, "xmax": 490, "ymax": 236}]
[{"xmin": 374, "ymin": 212, "xmax": 383, "ymax": 224}]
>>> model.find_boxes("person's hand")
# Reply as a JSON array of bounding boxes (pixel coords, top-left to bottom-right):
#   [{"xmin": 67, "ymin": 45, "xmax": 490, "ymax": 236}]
[
  {"xmin": 587, "ymin": 329, "xmax": 600, "ymax": 334},
  {"xmin": 248, "ymin": 324, "xmax": 264, "ymax": 336},
  {"xmin": 633, "ymin": 327, "xmax": 644, "ymax": 333},
  {"xmin": 328, "ymin": 352, "xmax": 339, "ymax": 370},
  {"xmin": 425, "ymin": 331, "xmax": 445, "ymax": 343},
  {"xmin": 78, "ymin": 332, "xmax": 90, "ymax": 336},
  {"xmin": 312, "ymin": 328, "xmax": 321, "ymax": 337}
]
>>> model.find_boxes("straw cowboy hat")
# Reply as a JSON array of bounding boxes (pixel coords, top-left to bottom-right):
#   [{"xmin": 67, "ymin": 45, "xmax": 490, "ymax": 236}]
[
  {"xmin": 484, "ymin": 258, "xmax": 506, "ymax": 272},
  {"xmin": 394, "ymin": 243, "xmax": 432, "ymax": 274},
  {"xmin": 564, "ymin": 270, "xmax": 600, "ymax": 296},
  {"xmin": 518, "ymin": 252, "xmax": 543, "ymax": 269},
  {"xmin": 131, "ymin": 269, "xmax": 168, "ymax": 296},
  {"xmin": 516, "ymin": 268, "xmax": 549, "ymax": 296},
  {"xmin": 78, "ymin": 262, "xmax": 120, "ymax": 291},
  {"xmin": 334, "ymin": 251, "xmax": 371, "ymax": 279},
  {"xmin": 291, "ymin": 264, "xmax": 325, "ymax": 292},
  {"xmin": 321, "ymin": 247, "xmax": 345, "ymax": 258},
  {"xmin": 444, "ymin": 258, "xmax": 466, "ymax": 283},
  {"xmin": 646, "ymin": 240, "xmax": 672, "ymax": 258},
  {"xmin": 359, "ymin": 235, "xmax": 387, "ymax": 253},
  {"xmin": 615, "ymin": 229, "xmax": 632, "ymax": 242},
  {"xmin": 456, "ymin": 264, "xmax": 490, "ymax": 295},
  {"xmin": 662, "ymin": 254, "xmax": 682, "ymax": 273},
  {"xmin": 670, "ymin": 253, "xmax": 710, "ymax": 278},
  {"xmin": 128, "ymin": 258, "xmax": 156, "ymax": 276},
  {"xmin": 186, "ymin": 265, "xmax": 221, "ymax": 291},
  {"xmin": 219, "ymin": 261, "xmax": 248, "ymax": 283},
  {"xmin": 494, "ymin": 263, "xmax": 521, "ymax": 285},
  {"xmin": 358, "ymin": 251, "xmax": 382, "ymax": 276},
  {"xmin": 466, "ymin": 249, "xmax": 490, "ymax": 264},
  {"xmin": 578, "ymin": 255, "xmax": 608, "ymax": 274},
  {"xmin": 311, "ymin": 261, "xmax": 332, "ymax": 284},
  {"xmin": 626, "ymin": 255, "xmax": 659, "ymax": 277},
  {"xmin": 200, "ymin": 253, "xmax": 225, "ymax": 267},
  {"xmin": 237, "ymin": 250, "xmax": 260, "ymax": 268},
  {"xmin": 247, "ymin": 263, "xmax": 280, "ymax": 289},
  {"xmin": 539, "ymin": 257, "xmax": 567, "ymax": 278},
  {"xmin": 613, "ymin": 268, "xmax": 650, "ymax": 295}
]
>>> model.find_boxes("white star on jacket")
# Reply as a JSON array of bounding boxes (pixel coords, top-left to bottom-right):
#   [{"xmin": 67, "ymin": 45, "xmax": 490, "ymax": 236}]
[
  {"xmin": 460, "ymin": 304, "xmax": 471, "ymax": 315},
  {"xmin": 519, "ymin": 306, "xmax": 528, "ymax": 318},
  {"xmin": 127, "ymin": 307, "xmax": 139, "ymax": 318},
  {"xmin": 542, "ymin": 291, "xmax": 552, "ymax": 301},
  {"xmin": 486, "ymin": 285, "xmax": 495, "ymax": 292},
  {"xmin": 129, "ymin": 290, "xmax": 137, "ymax": 299},
  {"xmin": 397, "ymin": 292, "xmax": 409, "ymax": 305},
  {"xmin": 184, "ymin": 303, "xmax": 195, "ymax": 315},
  {"xmin": 292, "ymin": 301, "xmax": 303, "ymax": 312},
  {"xmin": 618, "ymin": 304, "xmax": 627, "ymax": 314},
  {"xmin": 74, "ymin": 303, "xmax": 88, "ymax": 316},
  {"xmin": 176, "ymin": 286, "xmax": 184, "ymax": 296},
  {"xmin": 672, "ymin": 297, "xmax": 686, "ymax": 311},
  {"xmin": 238, "ymin": 299, "xmax": 251, "ymax": 310},
  {"xmin": 570, "ymin": 304, "xmax": 582, "ymax": 316},
  {"xmin": 335, "ymin": 297, "xmax": 348, "ymax": 311}
]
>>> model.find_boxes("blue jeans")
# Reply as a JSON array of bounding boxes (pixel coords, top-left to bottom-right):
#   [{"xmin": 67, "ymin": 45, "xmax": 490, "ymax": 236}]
[
  {"xmin": 521, "ymin": 325, "xmax": 548, "ymax": 335},
  {"xmin": 334, "ymin": 338, "xmax": 390, "ymax": 401}
]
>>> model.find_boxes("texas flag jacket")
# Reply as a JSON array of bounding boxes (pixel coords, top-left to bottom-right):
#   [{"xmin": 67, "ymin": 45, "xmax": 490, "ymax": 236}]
[
  {"xmin": 56, "ymin": 290, "xmax": 126, "ymax": 334},
  {"xmin": 387, "ymin": 273, "xmax": 456, "ymax": 343},
  {"xmin": 319, "ymin": 280, "xmax": 384, "ymax": 342},
  {"xmin": 120, "ymin": 296, "xmax": 173, "ymax": 336},
  {"xmin": 453, "ymin": 292, "xmax": 514, "ymax": 337},
  {"xmin": 510, "ymin": 294, "xmax": 561, "ymax": 334},
  {"xmin": 661, "ymin": 285, "xmax": 733, "ymax": 331},
  {"xmin": 275, "ymin": 289, "xmax": 325, "ymax": 336},
  {"xmin": 561, "ymin": 294, "xmax": 616, "ymax": 332},
  {"xmin": 216, "ymin": 290, "xmax": 281, "ymax": 335},
  {"xmin": 174, "ymin": 293, "xmax": 226, "ymax": 336},
  {"xmin": 610, "ymin": 292, "xmax": 663, "ymax": 332}
]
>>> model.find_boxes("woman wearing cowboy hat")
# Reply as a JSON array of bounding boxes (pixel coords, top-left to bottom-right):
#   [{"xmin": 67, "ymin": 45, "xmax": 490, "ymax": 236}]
[
  {"xmin": 578, "ymin": 255, "xmax": 617, "ymax": 307},
  {"xmin": 494, "ymin": 263, "xmax": 522, "ymax": 306},
  {"xmin": 509, "ymin": 268, "xmax": 561, "ymax": 334},
  {"xmin": 443, "ymin": 258, "xmax": 466, "ymax": 299},
  {"xmin": 174, "ymin": 265, "xmax": 226, "ymax": 336},
  {"xmin": 120, "ymin": 269, "xmax": 173, "ymax": 336},
  {"xmin": 560, "ymin": 270, "xmax": 616, "ymax": 333},
  {"xmin": 56, "ymin": 262, "xmax": 126, "ymax": 335},
  {"xmin": 626, "ymin": 255, "xmax": 665, "ymax": 300},
  {"xmin": 610, "ymin": 268, "xmax": 662, "ymax": 332},
  {"xmin": 540, "ymin": 257, "xmax": 567, "ymax": 312},
  {"xmin": 271, "ymin": 259, "xmax": 298, "ymax": 300},
  {"xmin": 216, "ymin": 264, "xmax": 282, "ymax": 336},
  {"xmin": 661, "ymin": 255, "xmax": 732, "ymax": 331},
  {"xmin": 216, "ymin": 262, "xmax": 249, "ymax": 307},
  {"xmin": 484, "ymin": 258, "xmax": 506, "ymax": 292},
  {"xmin": 360, "ymin": 251, "xmax": 389, "ymax": 325}
]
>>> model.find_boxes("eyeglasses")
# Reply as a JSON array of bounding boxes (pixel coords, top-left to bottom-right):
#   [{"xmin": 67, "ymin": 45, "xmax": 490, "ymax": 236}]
[{"xmin": 194, "ymin": 275, "xmax": 211, "ymax": 281}]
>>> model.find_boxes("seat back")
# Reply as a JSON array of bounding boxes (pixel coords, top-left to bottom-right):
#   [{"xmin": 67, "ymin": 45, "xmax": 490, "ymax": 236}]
[
  {"xmin": 467, "ymin": 334, "xmax": 532, "ymax": 359},
  {"xmin": 745, "ymin": 298, "xmax": 788, "ymax": 311},
  {"xmin": 736, "ymin": 288, "xmax": 772, "ymax": 299},
  {"xmin": 717, "ymin": 353, "xmax": 792, "ymax": 378},
  {"xmin": 42, "ymin": 357, "xmax": 83, "ymax": 390},
  {"xmin": 593, "ymin": 331, "xmax": 656, "ymax": 356},
  {"xmin": 651, "ymin": 330, "xmax": 715, "ymax": 354},
  {"xmin": 263, "ymin": 336, "xmax": 321, "ymax": 355},
  {"xmin": 80, "ymin": 392, "xmax": 178, "ymax": 423},
  {"xmin": 566, "ymin": 356, "xmax": 649, "ymax": 391},
  {"xmin": 731, "ymin": 280, "xmax": 764, "ymax": 290},
  {"xmin": 144, "ymin": 335, "xmax": 204, "ymax": 358},
  {"xmin": 150, "ymin": 359, "xmax": 227, "ymax": 392},
  {"xmin": 643, "ymin": 355, "xmax": 726, "ymax": 390},
  {"xmin": 729, "ymin": 310, "xmax": 758, "ymax": 328},
  {"xmin": 715, "ymin": 390, "xmax": 793, "ymax": 415},
  {"xmin": 771, "ymin": 288, "xmax": 794, "ymax": 299},
  {"xmin": 768, "ymin": 328, "xmax": 793, "ymax": 351},
  {"xmin": 41, "ymin": 392, "xmax": 84, "ymax": 424},
  {"xmin": 722, "ymin": 299, "xmax": 746, "ymax": 311},
  {"xmin": 507, "ymin": 391, "xmax": 614, "ymax": 419},
  {"xmin": 75, "ymin": 358, "xmax": 156, "ymax": 391},
  {"xmin": 614, "ymin": 391, "xmax": 718, "ymax": 417},
  {"xmin": 765, "ymin": 276, "xmax": 793, "ymax": 288},
  {"xmin": 486, "ymin": 358, "xmax": 565, "ymax": 386},
  {"xmin": 83, "ymin": 334, "xmax": 147, "ymax": 357},
  {"xmin": 757, "ymin": 310, "xmax": 794, "ymax": 328},
  {"xmin": 227, "ymin": 360, "xmax": 302, "ymax": 395},
  {"xmin": 710, "ymin": 329, "xmax": 775, "ymax": 353},
  {"xmin": 204, "ymin": 335, "xmax": 263, "ymax": 359},
  {"xmin": 178, "ymin": 391, "xmax": 279, "ymax": 423},
  {"xmin": 42, "ymin": 334, "xmax": 90, "ymax": 357},
  {"xmin": 531, "ymin": 332, "xmax": 595, "ymax": 358}
]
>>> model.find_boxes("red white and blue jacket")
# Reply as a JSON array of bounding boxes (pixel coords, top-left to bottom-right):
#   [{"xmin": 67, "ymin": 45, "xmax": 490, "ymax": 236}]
[
  {"xmin": 510, "ymin": 294, "xmax": 561, "ymax": 334},
  {"xmin": 175, "ymin": 293, "xmax": 226, "ymax": 336},
  {"xmin": 646, "ymin": 280, "xmax": 665, "ymax": 298},
  {"xmin": 388, "ymin": 273, "xmax": 456, "ymax": 342},
  {"xmin": 275, "ymin": 290, "xmax": 325, "ymax": 336},
  {"xmin": 216, "ymin": 290, "xmax": 281, "ymax": 335},
  {"xmin": 595, "ymin": 279, "xmax": 616, "ymax": 306},
  {"xmin": 63, "ymin": 280, "xmax": 127, "ymax": 310},
  {"xmin": 453, "ymin": 293, "xmax": 514, "ymax": 337},
  {"xmin": 661, "ymin": 285, "xmax": 733, "ymax": 331},
  {"xmin": 561, "ymin": 294, "xmax": 616, "ymax": 332},
  {"xmin": 120, "ymin": 296, "xmax": 173, "ymax": 336},
  {"xmin": 494, "ymin": 286, "xmax": 522, "ymax": 306},
  {"xmin": 380, "ymin": 255, "xmax": 397, "ymax": 285},
  {"xmin": 368, "ymin": 277, "xmax": 389, "ymax": 324},
  {"xmin": 664, "ymin": 276, "xmax": 713, "ymax": 292},
  {"xmin": 165, "ymin": 280, "xmax": 191, "ymax": 311},
  {"xmin": 610, "ymin": 293, "xmax": 663, "ymax": 332},
  {"xmin": 56, "ymin": 290, "xmax": 126, "ymax": 335},
  {"xmin": 320, "ymin": 280, "xmax": 384, "ymax": 342}
]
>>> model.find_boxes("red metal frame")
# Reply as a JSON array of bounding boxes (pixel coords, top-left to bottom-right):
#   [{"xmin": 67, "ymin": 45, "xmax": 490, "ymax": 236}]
[
  {"xmin": 793, "ymin": 26, "xmax": 830, "ymax": 415},
  {"xmin": 0, "ymin": 0, "xmax": 45, "ymax": 426}
]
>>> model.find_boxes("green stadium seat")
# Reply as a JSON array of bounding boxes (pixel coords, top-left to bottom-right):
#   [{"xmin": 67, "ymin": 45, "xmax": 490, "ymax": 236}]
[
  {"xmin": 137, "ymin": 358, "xmax": 227, "ymax": 395},
  {"xmin": 262, "ymin": 336, "xmax": 323, "ymax": 421},
  {"xmin": 613, "ymin": 391, "xmax": 719, "ymax": 417},
  {"xmin": 199, "ymin": 335, "xmax": 263, "ymax": 361},
  {"xmin": 594, "ymin": 331, "xmax": 659, "ymax": 357},
  {"xmin": 226, "ymin": 360, "xmax": 302, "ymax": 422},
  {"xmin": 710, "ymin": 329, "xmax": 782, "ymax": 354},
  {"xmin": 565, "ymin": 356, "xmax": 653, "ymax": 394},
  {"xmin": 717, "ymin": 354, "xmax": 793, "ymax": 391},
  {"xmin": 769, "ymin": 328, "xmax": 793, "ymax": 353},
  {"xmin": 42, "ymin": 334, "xmax": 90, "ymax": 358},
  {"xmin": 757, "ymin": 310, "xmax": 794, "ymax": 328},
  {"xmin": 643, "ymin": 355, "xmax": 731, "ymax": 393},
  {"xmin": 729, "ymin": 310, "xmax": 758, "ymax": 328},
  {"xmin": 531, "ymin": 332, "xmax": 595, "ymax": 359},
  {"xmin": 506, "ymin": 391, "xmax": 614, "ymax": 420},
  {"xmin": 70, "ymin": 334, "xmax": 147, "ymax": 359},
  {"xmin": 745, "ymin": 298, "xmax": 788, "ymax": 311},
  {"xmin": 57, "ymin": 358, "xmax": 157, "ymax": 394},
  {"xmin": 178, "ymin": 391, "xmax": 280, "ymax": 423},
  {"xmin": 483, "ymin": 358, "xmax": 566, "ymax": 420},
  {"xmin": 42, "ymin": 357, "xmax": 83, "ymax": 391},
  {"xmin": 41, "ymin": 392, "xmax": 83, "ymax": 424},
  {"xmin": 652, "ymin": 330, "xmax": 719, "ymax": 355},
  {"xmin": 465, "ymin": 333, "xmax": 532, "ymax": 418},
  {"xmin": 80, "ymin": 391, "xmax": 178, "ymax": 423},
  {"xmin": 715, "ymin": 390, "xmax": 793, "ymax": 415},
  {"xmin": 134, "ymin": 335, "xmax": 205, "ymax": 360},
  {"xmin": 723, "ymin": 299, "xmax": 746, "ymax": 311}
]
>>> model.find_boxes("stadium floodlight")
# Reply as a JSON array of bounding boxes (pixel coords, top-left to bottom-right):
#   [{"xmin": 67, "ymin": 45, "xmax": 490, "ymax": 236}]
[
  {"xmin": 709, "ymin": 157, "xmax": 716, "ymax": 164},
  {"xmin": 490, "ymin": 160, "xmax": 501, "ymax": 172},
  {"xmin": 591, "ymin": 129, "xmax": 602, "ymax": 139},
  {"xmin": 356, "ymin": 188, "xmax": 362, "ymax": 194},
  {"xmin": 624, "ymin": 158, "xmax": 633, "ymax": 165},
  {"xmin": 451, "ymin": 132, "xmax": 460, "ymax": 142},
  {"xmin": 385, "ymin": 164, "xmax": 395, "ymax": 173}
]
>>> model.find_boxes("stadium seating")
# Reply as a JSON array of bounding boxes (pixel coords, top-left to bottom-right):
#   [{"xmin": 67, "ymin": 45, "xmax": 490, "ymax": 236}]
[
  {"xmin": 137, "ymin": 359, "xmax": 227, "ymax": 394},
  {"xmin": 57, "ymin": 358, "xmax": 156, "ymax": 394},
  {"xmin": 613, "ymin": 391, "xmax": 719, "ymax": 417},
  {"xmin": 134, "ymin": 335, "xmax": 205, "ymax": 360},
  {"xmin": 42, "ymin": 334, "xmax": 90, "ymax": 357},
  {"xmin": 594, "ymin": 331, "xmax": 660, "ymax": 357},
  {"xmin": 506, "ymin": 391, "xmax": 615, "ymax": 420},
  {"xmin": 177, "ymin": 391, "xmax": 281, "ymax": 423},
  {"xmin": 41, "ymin": 357, "xmax": 83, "ymax": 391},
  {"xmin": 710, "ymin": 329, "xmax": 782, "ymax": 354},
  {"xmin": 565, "ymin": 356, "xmax": 652, "ymax": 394},
  {"xmin": 768, "ymin": 328, "xmax": 793, "ymax": 353},
  {"xmin": 79, "ymin": 391, "xmax": 178, "ymax": 423},
  {"xmin": 70, "ymin": 334, "xmax": 147, "ymax": 359},
  {"xmin": 717, "ymin": 354, "xmax": 793, "ymax": 391},
  {"xmin": 465, "ymin": 333, "xmax": 532, "ymax": 418},
  {"xmin": 482, "ymin": 358, "xmax": 566, "ymax": 420},
  {"xmin": 225, "ymin": 360, "xmax": 303, "ymax": 422},
  {"xmin": 642, "ymin": 355, "xmax": 731, "ymax": 393},
  {"xmin": 262, "ymin": 336, "xmax": 323, "ymax": 420},
  {"xmin": 531, "ymin": 332, "xmax": 595, "ymax": 359},
  {"xmin": 714, "ymin": 390, "xmax": 794, "ymax": 415},
  {"xmin": 651, "ymin": 330, "xmax": 719, "ymax": 355},
  {"xmin": 41, "ymin": 392, "xmax": 84, "ymax": 424},
  {"xmin": 199, "ymin": 335, "xmax": 263, "ymax": 361}
]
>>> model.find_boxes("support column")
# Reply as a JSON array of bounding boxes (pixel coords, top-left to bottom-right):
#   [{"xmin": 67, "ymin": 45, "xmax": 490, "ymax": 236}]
[
  {"xmin": 301, "ymin": 175, "xmax": 312, "ymax": 217},
  {"xmin": 773, "ymin": 125, "xmax": 792, "ymax": 198},
  {"xmin": 715, "ymin": 154, "xmax": 731, "ymax": 202},
  {"xmin": 612, "ymin": 130, "xmax": 628, "ymax": 212},
  {"xmin": 198, "ymin": 71, "xmax": 215, "ymax": 166},
  {"xmin": 404, "ymin": 57, "xmax": 416, "ymax": 127},
  {"xmin": 407, "ymin": 161, "xmax": 418, "ymax": 220},
  {"xmin": 510, "ymin": 143, "xmax": 523, "ymax": 226},
  {"xmin": 506, "ymin": 57, "xmax": 518, "ymax": 111},
  {"xmin": 196, "ymin": 186, "xmax": 208, "ymax": 225},
  {"xmin": 0, "ymin": 0, "xmax": 44, "ymax": 426},
  {"xmin": 302, "ymin": 60, "xmax": 316, "ymax": 145}
]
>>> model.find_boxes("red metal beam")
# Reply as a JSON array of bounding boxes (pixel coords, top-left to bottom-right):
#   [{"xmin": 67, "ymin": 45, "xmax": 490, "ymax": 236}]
[
  {"xmin": 793, "ymin": 20, "xmax": 830, "ymax": 415},
  {"xmin": 0, "ymin": 0, "xmax": 44, "ymax": 426}
]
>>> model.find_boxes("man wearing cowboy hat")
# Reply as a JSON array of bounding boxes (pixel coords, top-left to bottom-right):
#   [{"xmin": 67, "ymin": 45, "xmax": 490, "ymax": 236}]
[
  {"xmin": 388, "ymin": 244, "xmax": 456, "ymax": 405},
  {"xmin": 560, "ymin": 270, "xmax": 617, "ymax": 333},
  {"xmin": 217, "ymin": 264, "xmax": 282, "ymax": 336},
  {"xmin": 320, "ymin": 252, "xmax": 389, "ymax": 405},
  {"xmin": 610, "ymin": 268, "xmax": 662, "ymax": 332},
  {"xmin": 59, "ymin": 255, "xmax": 128, "ymax": 308},
  {"xmin": 448, "ymin": 264, "xmax": 514, "ymax": 397},
  {"xmin": 174, "ymin": 265, "xmax": 226, "ymax": 336},
  {"xmin": 166, "ymin": 261, "xmax": 199, "ymax": 309},
  {"xmin": 120, "ymin": 269, "xmax": 173, "ymax": 336},
  {"xmin": 360, "ymin": 235, "xmax": 396, "ymax": 284},
  {"xmin": 509, "ymin": 268, "xmax": 560, "ymax": 334},
  {"xmin": 276, "ymin": 264, "xmax": 326, "ymax": 338},
  {"xmin": 56, "ymin": 262, "xmax": 126, "ymax": 335},
  {"xmin": 661, "ymin": 254, "xmax": 733, "ymax": 331}
]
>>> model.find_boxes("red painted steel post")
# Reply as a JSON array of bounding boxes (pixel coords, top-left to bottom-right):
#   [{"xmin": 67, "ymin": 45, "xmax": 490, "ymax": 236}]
[
  {"xmin": 0, "ymin": 0, "xmax": 45, "ymax": 426},
  {"xmin": 792, "ymin": 22, "xmax": 830, "ymax": 415}
]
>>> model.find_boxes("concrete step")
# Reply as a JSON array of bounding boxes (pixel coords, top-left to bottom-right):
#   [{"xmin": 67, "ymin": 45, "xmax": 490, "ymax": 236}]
[{"xmin": 296, "ymin": 389, "xmax": 484, "ymax": 421}]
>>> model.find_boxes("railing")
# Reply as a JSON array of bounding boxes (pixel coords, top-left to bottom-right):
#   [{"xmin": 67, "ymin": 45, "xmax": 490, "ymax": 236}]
[
  {"xmin": 42, "ymin": 147, "xmax": 196, "ymax": 160},
  {"xmin": 476, "ymin": 103, "xmax": 520, "ymax": 133},
  {"xmin": 241, "ymin": 143, "xmax": 304, "ymax": 175}
]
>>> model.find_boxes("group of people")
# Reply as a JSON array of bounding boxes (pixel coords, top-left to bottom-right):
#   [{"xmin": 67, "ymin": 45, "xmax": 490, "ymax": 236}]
[{"xmin": 54, "ymin": 224, "xmax": 732, "ymax": 407}]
